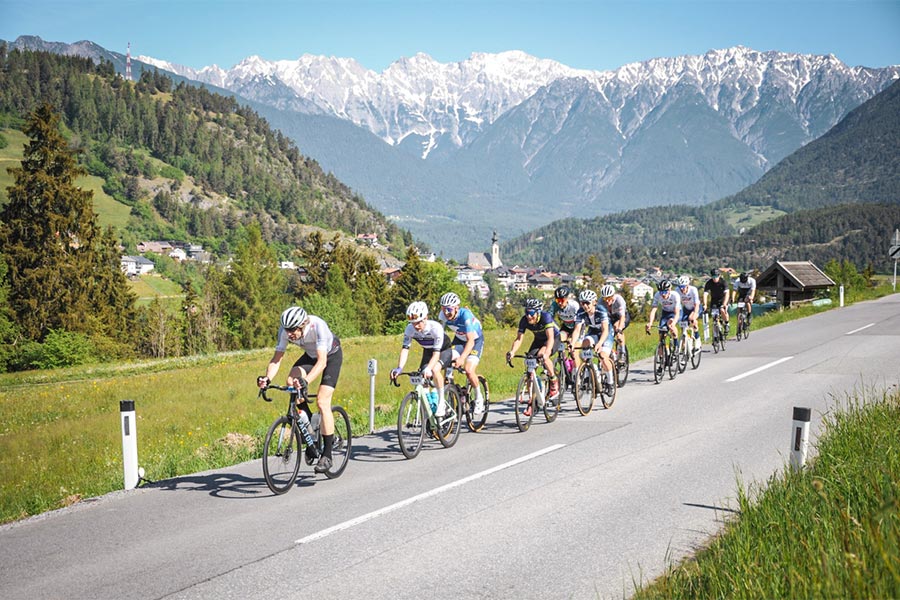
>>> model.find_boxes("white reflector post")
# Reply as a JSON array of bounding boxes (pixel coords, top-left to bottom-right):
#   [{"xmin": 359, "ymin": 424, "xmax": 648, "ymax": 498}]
[
  {"xmin": 368, "ymin": 359, "xmax": 377, "ymax": 434},
  {"xmin": 790, "ymin": 406, "xmax": 811, "ymax": 471},
  {"xmin": 120, "ymin": 400, "xmax": 139, "ymax": 490}
]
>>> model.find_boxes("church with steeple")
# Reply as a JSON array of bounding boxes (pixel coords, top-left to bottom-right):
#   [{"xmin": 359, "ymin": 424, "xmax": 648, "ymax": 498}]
[{"xmin": 466, "ymin": 231, "xmax": 503, "ymax": 271}]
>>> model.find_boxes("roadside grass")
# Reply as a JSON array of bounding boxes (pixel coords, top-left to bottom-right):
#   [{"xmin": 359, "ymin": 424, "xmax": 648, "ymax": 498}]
[
  {"xmin": 632, "ymin": 386, "xmax": 900, "ymax": 599},
  {"xmin": 0, "ymin": 288, "xmax": 896, "ymax": 524}
]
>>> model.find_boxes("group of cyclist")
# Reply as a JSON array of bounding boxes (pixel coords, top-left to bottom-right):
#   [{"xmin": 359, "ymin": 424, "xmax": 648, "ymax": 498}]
[
  {"xmin": 646, "ymin": 269, "xmax": 757, "ymax": 347},
  {"xmin": 256, "ymin": 270, "xmax": 758, "ymax": 458}
]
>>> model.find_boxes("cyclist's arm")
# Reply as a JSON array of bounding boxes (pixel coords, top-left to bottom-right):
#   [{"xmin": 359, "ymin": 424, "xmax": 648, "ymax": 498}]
[
  {"xmin": 264, "ymin": 350, "xmax": 286, "ymax": 384},
  {"xmin": 646, "ymin": 307, "xmax": 657, "ymax": 330},
  {"xmin": 457, "ymin": 330, "xmax": 477, "ymax": 364},
  {"xmin": 508, "ymin": 331, "xmax": 525, "ymax": 359},
  {"xmin": 394, "ymin": 347, "xmax": 410, "ymax": 373},
  {"xmin": 301, "ymin": 346, "xmax": 328, "ymax": 385}
]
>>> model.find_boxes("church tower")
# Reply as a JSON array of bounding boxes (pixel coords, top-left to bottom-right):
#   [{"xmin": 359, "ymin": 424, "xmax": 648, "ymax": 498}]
[{"xmin": 491, "ymin": 231, "xmax": 502, "ymax": 269}]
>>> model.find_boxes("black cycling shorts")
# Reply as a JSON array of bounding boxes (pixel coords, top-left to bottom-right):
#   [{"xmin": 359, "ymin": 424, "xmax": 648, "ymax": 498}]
[{"xmin": 292, "ymin": 342, "xmax": 343, "ymax": 388}]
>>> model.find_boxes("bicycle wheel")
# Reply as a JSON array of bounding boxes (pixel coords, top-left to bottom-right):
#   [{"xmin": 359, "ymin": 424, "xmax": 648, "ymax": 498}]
[
  {"xmin": 653, "ymin": 343, "xmax": 664, "ymax": 384},
  {"xmin": 736, "ymin": 313, "xmax": 745, "ymax": 341},
  {"xmin": 323, "ymin": 406, "xmax": 352, "ymax": 479},
  {"xmin": 690, "ymin": 337, "xmax": 702, "ymax": 370},
  {"xmin": 553, "ymin": 353, "xmax": 568, "ymax": 404},
  {"xmin": 574, "ymin": 363, "xmax": 596, "ymax": 415},
  {"xmin": 616, "ymin": 343, "xmax": 629, "ymax": 387},
  {"xmin": 711, "ymin": 322, "xmax": 720, "ymax": 353},
  {"xmin": 720, "ymin": 324, "xmax": 727, "ymax": 351},
  {"xmin": 677, "ymin": 335, "xmax": 689, "ymax": 374},
  {"xmin": 514, "ymin": 375, "xmax": 535, "ymax": 432},
  {"xmin": 436, "ymin": 387, "xmax": 461, "ymax": 448},
  {"xmin": 464, "ymin": 376, "xmax": 490, "ymax": 432},
  {"xmin": 667, "ymin": 343, "xmax": 678, "ymax": 380},
  {"xmin": 543, "ymin": 373, "xmax": 559, "ymax": 423},
  {"xmin": 744, "ymin": 313, "xmax": 751, "ymax": 338},
  {"xmin": 599, "ymin": 366, "xmax": 616, "ymax": 409},
  {"xmin": 397, "ymin": 392, "xmax": 425, "ymax": 459},
  {"xmin": 262, "ymin": 416, "xmax": 302, "ymax": 495}
]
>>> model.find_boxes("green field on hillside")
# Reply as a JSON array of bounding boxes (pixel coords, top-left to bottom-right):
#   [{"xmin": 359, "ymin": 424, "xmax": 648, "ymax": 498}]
[
  {"xmin": 723, "ymin": 204, "xmax": 786, "ymax": 230},
  {"xmin": 0, "ymin": 128, "xmax": 132, "ymax": 229},
  {"xmin": 128, "ymin": 273, "xmax": 185, "ymax": 307}
]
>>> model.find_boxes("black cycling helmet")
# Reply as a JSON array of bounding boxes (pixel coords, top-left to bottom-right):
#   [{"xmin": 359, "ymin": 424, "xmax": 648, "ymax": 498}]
[
  {"xmin": 739, "ymin": 272, "xmax": 749, "ymax": 283},
  {"xmin": 658, "ymin": 280, "xmax": 671, "ymax": 292},
  {"xmin": 554, "ymin": 285, "xmax": 570, "ymax": 300},
  {"xmin": 710, "ymin": 268, "xmax": 719, "ymax": 277}
]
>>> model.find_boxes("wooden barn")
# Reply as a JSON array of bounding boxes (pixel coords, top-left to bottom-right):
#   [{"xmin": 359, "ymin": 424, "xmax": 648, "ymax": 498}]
[{"xmin": 757, "ymin": 261, "xmax": 835, "ymax": 307}]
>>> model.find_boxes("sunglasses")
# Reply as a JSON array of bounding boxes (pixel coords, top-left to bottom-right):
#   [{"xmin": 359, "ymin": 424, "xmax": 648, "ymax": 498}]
[
  {"xmin": 525, "ymin": 309, "xmax": 539, "ymax": 316},
  {"xmin": 407, "ymin": 314, "xmax": 424, "ymax": 321},
  {"xmin": 579, "ymin": 300, "xmax": 593, "ymax": 305},
  {"xmin": 442, "ymin": 306, "xmax": 456, "ymax": 313}
]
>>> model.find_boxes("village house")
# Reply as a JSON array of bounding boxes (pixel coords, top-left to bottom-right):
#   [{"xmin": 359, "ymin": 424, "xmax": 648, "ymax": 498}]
[{"xmin": 121, "ymin": 255, "xmax": 155, "ymax": 276}]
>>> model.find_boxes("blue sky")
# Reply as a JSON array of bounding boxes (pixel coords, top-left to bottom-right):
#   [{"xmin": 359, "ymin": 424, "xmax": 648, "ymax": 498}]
[{"xmin": 2, "ymin": 0, "xmax": 898, "ymax": 72}]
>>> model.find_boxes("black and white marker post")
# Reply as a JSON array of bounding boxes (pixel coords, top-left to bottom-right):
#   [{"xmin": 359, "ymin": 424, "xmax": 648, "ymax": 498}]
[
  {"xmin": 120, "ymin": 400, "xmax": 139, "ymax": 490},
  {"xmin": 790, "ymin": 406, "xmax": 811, "ymax": 471}
]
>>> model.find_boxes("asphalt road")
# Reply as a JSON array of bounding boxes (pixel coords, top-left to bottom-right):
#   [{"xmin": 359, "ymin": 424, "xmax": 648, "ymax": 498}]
[{"xmin": 1, "ymin": 294, "xmax": 898, "ymax": 600}]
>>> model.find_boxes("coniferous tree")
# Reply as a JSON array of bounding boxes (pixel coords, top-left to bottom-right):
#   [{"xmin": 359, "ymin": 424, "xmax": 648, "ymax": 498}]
[
  {"xmin": 221, "ymin": 223, "xmax": 288, "ymax": 348},
  {"xmin": 0, "ymin": 103, "xmax": 135, "ymax": 346},
  {"xmin": 389, "ymin": 246, "xmax": 428, "ymax": 324}
]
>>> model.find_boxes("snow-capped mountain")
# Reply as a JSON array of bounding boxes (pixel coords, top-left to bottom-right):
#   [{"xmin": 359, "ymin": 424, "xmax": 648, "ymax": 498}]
[
  {"xmin": 141, "ymin": 46, "xmax": 898, "ymax": 164},
  {"xmin": 9, "ymin": 35, "xmax": 898, "ymax": 256}
]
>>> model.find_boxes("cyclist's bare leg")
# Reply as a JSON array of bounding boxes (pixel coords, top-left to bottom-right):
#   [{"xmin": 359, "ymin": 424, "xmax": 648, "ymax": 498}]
[
  {"xmin": 316, "ymin": 385, "xmax": 335, "ymax": 435},
  {"xmin": 463, "ymin": 357, "xmax": 480, "ymax": 393}
]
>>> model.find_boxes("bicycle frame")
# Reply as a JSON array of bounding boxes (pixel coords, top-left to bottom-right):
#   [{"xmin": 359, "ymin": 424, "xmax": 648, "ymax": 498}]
[
  {"xmin": 508, "ymin": 353, "xmax": 557, "ymax": 431},
  {"xmin": 393, "ymin": 371, "xmax": 460, "ymax": 458}
]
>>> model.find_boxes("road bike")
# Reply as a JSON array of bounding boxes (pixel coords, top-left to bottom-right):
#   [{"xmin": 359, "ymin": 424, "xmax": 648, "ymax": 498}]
[
  {"xmin": 392, "ymin": 371, "xmax": 461, "ymax": 459},
  {"xmin": 507, "ymin": 353, "xmax": 558, "ymax": 432},
  {"xmin": 259, "ymin": 383, "xmax": 352, "ymax": 495},
  {"xmin": 676, "ymin": 320, "xmax": 702, "ymax": 373},
  {"xmin": 573, "ymin": 345, "xmax": 616, "ymax": 414},
  {"xmin": 709, "ymin": 307, "xmax": 727, "ymax": 353},
  {"xmin": 649, "ymin": 323, "xmax": 678, "ymax": 384},
  {"xmin": 553, "ymin": 340, "xmax": 577, "ymax": 403},
  {"xmin": 735, "ymin": 301, "xmax": 752, "ymax": 340},
  {"xmin": 444, "ymin": 364, "xmax": 490, "ymax": 432},
  {"xmin": 612, "ymin": 332, "xmax": 629, "ymax": 387}
]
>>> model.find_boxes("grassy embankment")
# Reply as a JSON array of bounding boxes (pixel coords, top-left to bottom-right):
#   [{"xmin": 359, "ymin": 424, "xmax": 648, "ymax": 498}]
[{"xmin": 633, "ymin": 386, "xmax": 900, "ymax": 599}]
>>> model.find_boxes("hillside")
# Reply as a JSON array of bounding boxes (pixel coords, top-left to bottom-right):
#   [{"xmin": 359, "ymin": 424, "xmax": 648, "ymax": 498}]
[
  {"xmin": 0, "ymin": 47, "xmax": 413, "ymax": 257},
  {"xmin": 504, "ymin": 79, "xmax": 900, "ymax": 272}
]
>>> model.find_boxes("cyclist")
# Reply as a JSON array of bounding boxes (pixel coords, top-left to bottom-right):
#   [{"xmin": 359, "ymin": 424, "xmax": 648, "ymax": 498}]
[
  {"xmin": 258, "ymin": 306, "xmax": 343, "ymax": 473},
  {"xmin": 703, "ymin": 268, "xmax": 730, "ymax": 334},
  {"xmin": 549, "ymin": 285, "xmax": 581, "ymax": 376},
  {"xmin": 676, "ymin": 275, "xmax": 702, "ymax": 354},
  {"xmin": 571, "ymin": 289, "xmax": 616, "ymax": 391},
  {"xmin": 645, "ymin": 280, "xmax": 682, "ymax": 345},
  {"xmin": 438, "ymin": 292, "xmax": 486, "ymax": 419},
  {"xmin": 549, "ymin": 285, "xmax": 580, "ymax": 346},
  {"xmin": 390, "ymin": 301, "xmax": 453, "ymax": 417},
  {"xmin": 733, "ymin": 271, "xmax": 757, "ymax": 326},
  {"xmin": 600, "ymin": 283, "xmax": 630, "ymax": 350},
  {"xmin": 506, "ymin": 298, "xmax": 561, "ymax": 412}
]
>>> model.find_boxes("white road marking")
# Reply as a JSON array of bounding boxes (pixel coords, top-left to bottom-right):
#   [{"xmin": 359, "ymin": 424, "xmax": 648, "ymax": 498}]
[
  {"xmin": 845, "ymin": 323, "xmax": 875, "ymax": 335},
  {"xmin": 295, "ymin": 443, "xmax": 566, "ymax": 545},
  {"xmin": 726, "ymin": 356, "xmax": 794, "ymax": 382}
]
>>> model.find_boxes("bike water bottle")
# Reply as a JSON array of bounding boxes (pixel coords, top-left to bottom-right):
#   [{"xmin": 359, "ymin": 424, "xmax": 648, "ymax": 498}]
[
  {"xmin": 427, "ymin": 389, "xmax": 438, "ymax": 414},
  {"xmin": 296, "ymin": 410, "xmax": 317, "ymax": 449}
]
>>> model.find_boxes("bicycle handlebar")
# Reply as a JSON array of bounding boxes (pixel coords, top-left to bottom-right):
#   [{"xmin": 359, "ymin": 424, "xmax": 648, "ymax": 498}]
[{"xmin": 257, "ymin": 380, "xmax": 308, "ymax": 402}]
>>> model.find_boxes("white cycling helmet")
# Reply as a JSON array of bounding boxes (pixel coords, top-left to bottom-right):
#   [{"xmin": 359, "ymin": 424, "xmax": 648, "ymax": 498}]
[
  {"xmin": 524, "ymin": 298, "xmax": 543, "ymax": 312},
  {"xmin": 600, "ymin": 284, "xmax": 615, "ymax": 298},
  {"xmin": 677, "ymin": 275, "xmax": 690, "ymax": 287},
  {"xmin": 578, "ymin": 290, "xmax": 597, "ymax": 303},
  {"xmin": 406, "ymin": 301, "xmax": 428, "ymax": 323},
  {"xmin": 439, "ymin": 292, "xmax": 461, "ymax": 307},
  {"xmin": 281, "ymin": 306, "xmax": 308, "ymax": 330}
]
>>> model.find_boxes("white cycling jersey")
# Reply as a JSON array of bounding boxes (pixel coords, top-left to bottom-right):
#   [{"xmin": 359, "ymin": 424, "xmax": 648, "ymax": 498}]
[
  {"xmin": 402, "ymin": 319, "xmax": 446, "ymax": 351},
  {"xmin": 650, "ymin": 290, "xmax": 681, "ymax": 313},
  {"xmin": 733, "ymin": 276, "xmax": 757, "ymax": 297},
  {"xmin": 275, "ymin": 315, "xmax": 336, "ymax": 356},
  {"xmin": 678, "ymin": 285, "xmax": 701, "ymax": 312}
]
